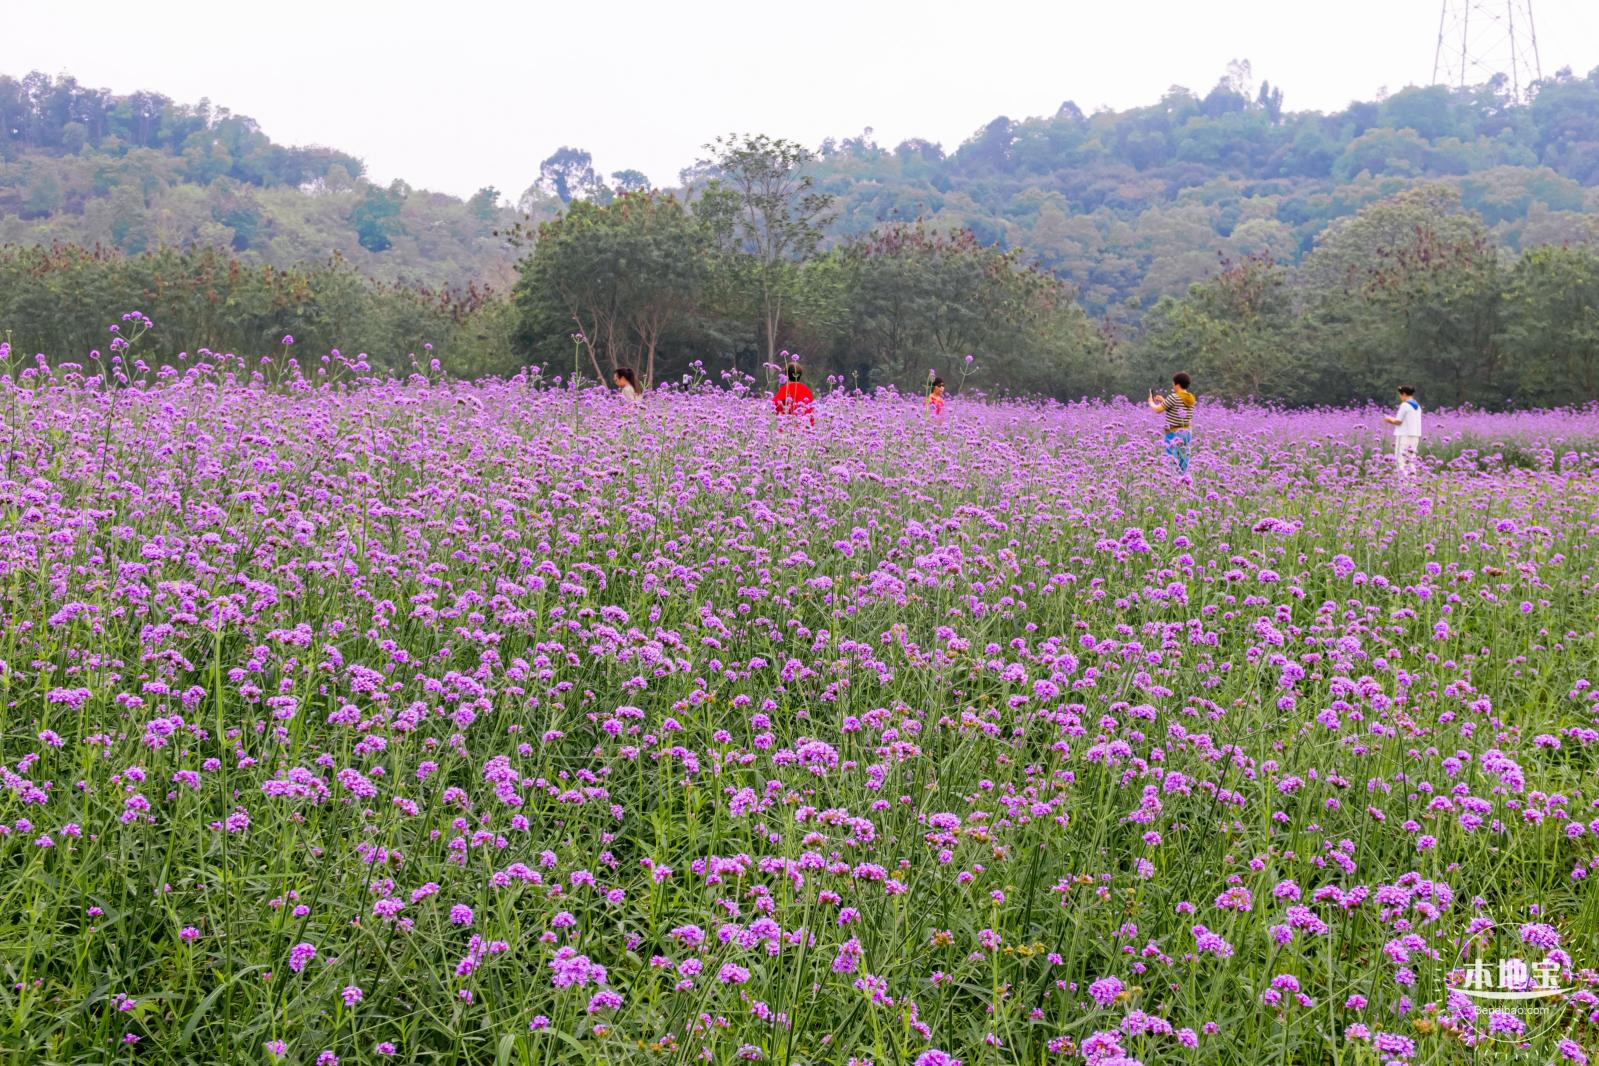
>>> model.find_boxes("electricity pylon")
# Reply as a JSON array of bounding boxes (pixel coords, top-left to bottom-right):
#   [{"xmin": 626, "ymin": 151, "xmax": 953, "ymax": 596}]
[{"xmin": 1433, "ymin": 0, "xmax": 1543, "ymax": 99}]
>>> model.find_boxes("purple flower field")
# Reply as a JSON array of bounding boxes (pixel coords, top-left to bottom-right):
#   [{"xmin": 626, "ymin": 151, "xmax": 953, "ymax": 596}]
[{"xmin": 2, "ymin": 341, "xmax": 1599, "ymax": 1064}]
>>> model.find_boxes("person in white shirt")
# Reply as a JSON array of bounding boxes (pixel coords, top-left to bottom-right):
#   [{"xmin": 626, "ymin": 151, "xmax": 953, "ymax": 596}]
[
  {"xmin": 613, "ymin": 367, "xmax": 643, "ymax": 404},
  {"xmin": 1383, "ymin": 385, "xmax": 1422, "ymax": 476}
]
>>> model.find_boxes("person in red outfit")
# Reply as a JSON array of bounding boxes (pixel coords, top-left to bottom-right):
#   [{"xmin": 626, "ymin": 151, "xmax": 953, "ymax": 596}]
[{"xmin": 772, "ymin": 362, "xmax": 815, "ymax": 426}]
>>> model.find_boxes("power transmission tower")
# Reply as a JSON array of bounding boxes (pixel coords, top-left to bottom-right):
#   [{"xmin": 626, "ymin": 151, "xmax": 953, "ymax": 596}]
[{"xmin": 1433, "ymin": 0, "xmax": 1543, "ymax": 99}]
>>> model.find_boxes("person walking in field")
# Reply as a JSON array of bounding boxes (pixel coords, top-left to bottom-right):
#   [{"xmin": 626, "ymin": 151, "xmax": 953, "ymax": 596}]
[
  {"xmin": 773, "ymin": 362, "xmax": 815, "ymax": 427},
  {"xmin": 614, "ymin": 367, "xmax": 643, "ymax": 403},
  {"xmin": 926, "ymin": 377, "xmax": 946, "ymax": 416},
  {"xmin": 1384, "ymin": 384, "xmax": 1422, "ymax": 476},
  {"xmin": 1148, "ymin": 371, "xmax": 1196, "ymax": 475}
]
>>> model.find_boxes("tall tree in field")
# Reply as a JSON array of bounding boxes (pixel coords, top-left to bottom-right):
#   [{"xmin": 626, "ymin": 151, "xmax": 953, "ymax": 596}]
[
  {"xmin": 836, "ymin": 221, "xmax": 1107, "ymax": 394},
  {"xmin": 1140, "ymin": 253, "xmax": 1298, "ymax": 401},
  {"xmin": 511, "ymin": 192, "xmax": 707, "ymax": 385},
  {"xmin": 1365, "ymin": 226, "xmax": 1503, "ymax": 406},
  {"xmin": 612, "ymin": 194, "xmax": 710, "ymax": 386},
  {"xmin": 1297, "ymin": 186, "xmax": 1504, "ymax": 405},
  {"xmin": 695, "ymin": 134, "xmax": 835, "ymax": 369},
  {"xmin": 1500, "ymin": 244, "xmax": 1599, "ymax": 405},
  {"xmin": 512, "ymin": 201, "xmax": 618, "ymax": 381}
]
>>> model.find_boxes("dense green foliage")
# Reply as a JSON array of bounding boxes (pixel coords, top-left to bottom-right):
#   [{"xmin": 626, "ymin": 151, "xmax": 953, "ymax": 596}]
[
  {"xmin": 0, "ymin": 244, "xmax": 518, "ymax": 378},
  {"xmin": 800, "ymin": 63, "xmax": 1599, "ymax": 320},
  {"xmin": 509, "ymin": 174, "xmax": 1594, "ymax": 406},
  {"xmin": 4, "ymin": 177, "xmax": 1596, "ymax": 407},
  {"xmin": 0, "ymin": 72, "xmax": 540, "ymax": 290},
  {"xmin": 511, "ymin": 192, "xmax": 713, "ymax": 388},
  {"xmin": 1134, "ymin": 185, "xmax": 1599, "ymax": 408},
  {"xmin": 511, "ymin": 187, "xmax": 1111, "ymax": 396},
  {"xmin": 5, "ymin": 67, "xmax": 1599, "ymax": 405},
  {"xmin": 8, "ymin": 66, "xmax": 1599, "ymax": 319}
]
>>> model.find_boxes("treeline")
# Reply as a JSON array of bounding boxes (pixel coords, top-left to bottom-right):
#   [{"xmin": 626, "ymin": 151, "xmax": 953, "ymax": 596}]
[
  {"xmin": 1134, "ymin": 185, "xmax": 1599, "ymax": 408},
  {"xmin": 0, "ymin": 244, "xmax": 516, "ymax": 378},
  {"xmin": 0, "ymin": 72, "xmax": 543, "ymax": 290},
  {"xmin": 514, "ymin": 145, "xmax": 1599, "ymax": 407},
  {"xmin": 2, "ymin": 176, "xmax": 1594, "ymax": 408},
  {"xmin": 0, "ymin": 72, "xmax": 364, "ymax": 186},
  {"xmin": 511, "ymin": 136, "xmax": 1113, "ymax": 396},
  {"xmin": 3, "ymin": 117, "xmax": 1596, "ymax": 408},
  {"xmin": 799, "ymin": 64, "xmax": 1599, "ymax": 319},
  {"xmin": 8, "ymin": 66, "xmax": 1599, "ymax": 317}
]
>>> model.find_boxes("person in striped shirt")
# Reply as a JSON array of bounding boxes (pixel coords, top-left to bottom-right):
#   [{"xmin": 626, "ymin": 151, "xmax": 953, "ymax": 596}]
[{"xmin": 1147, "ymin": 371, "xmax": 1195, "ymax": 475}]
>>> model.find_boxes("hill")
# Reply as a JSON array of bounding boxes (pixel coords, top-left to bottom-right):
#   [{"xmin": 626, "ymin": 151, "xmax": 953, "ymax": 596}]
[
  {"xmin": 4, "ymin": 64, "xmax": 1599, "ymax": 323},
  {"xmin": 0, "ymin": 71, "xmax": 549, "ymax": 290},
  {"xmin": 797, "ymin": 63, "xmax": 1599, "ymax": 320}
]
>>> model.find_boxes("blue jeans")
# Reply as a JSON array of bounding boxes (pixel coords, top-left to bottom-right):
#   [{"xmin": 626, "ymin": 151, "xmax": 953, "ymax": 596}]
[{"xmin": 1163, "ymin": 429, "xmax": 1191, "ymax": 474}]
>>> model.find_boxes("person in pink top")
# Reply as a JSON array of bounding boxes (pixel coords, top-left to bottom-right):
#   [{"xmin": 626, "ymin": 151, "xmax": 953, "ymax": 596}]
[{"xmin": 926, "ymin": 377, "xmax": 946, "ymax": 416}]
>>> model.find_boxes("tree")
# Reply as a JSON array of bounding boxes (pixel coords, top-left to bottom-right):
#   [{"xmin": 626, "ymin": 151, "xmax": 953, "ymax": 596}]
[
  {"xmin": 782, "ymin": 251, "xmax": 856, "ymax": 381},
  {"xmin": 1300, "ymin": 186, "xmax": 1503, "ymax": 405},
  {"xmin": 1257, "ymin": 81, "xmax": 1284, "ymax": 125},
  {"xmin": 1140, "ymin": 254, "xmax": 1298, "ymax": 400},
  {"xmin": 537, "ymin": 147, "xmax": 601, "ymax": 203},
  {"xmin": 963, "ymin": 117, "xmax": 1017, "ymax": 172},
  {"xmin": 1201, "ymin": 79, "xmax": 1248, "ymax": 119},
  {"xmin": 1366, "ymin": 223, "xmax": 1503, "ymax": 405},
  {"xmin": 1225, "ymin": 59, "xmax": 1254, "ymax": 99},
  {"xmin": 611, "ymin": 194, "xmax": 711, "ymax": 385},
  {"xmin": 349, "ymin": 183, "xmax": 403, "ymax": 252},
  {"xmin": 611, "ymin": 170, "xmax": 651, "ymax": 193},
  {"xmin": 1379, "ymin": 85, "xmax": 1461, "ymax": 141},
  {"xmin": 511, "ymin": 192, "xmax": 709, "ymax": 386},
  {"xmin": 1500, "ymin": 244, "xmax": 1599, "ymax": 405},
  {"xmin": 1300, "ymin": 185, "xmax": 1483, "ymax": 292},
  {"xmin": 1055, "ymin": 101, "xmax": 1086, "ymax": 124},
  {"xmin": 467, "ymin": 186, "xmax": 500, "ymax": 219},
  {"xmin": 838, "ymin": 221, "xmax": 1105, "ymax": 394},
  {"xmin": 694, "ymin": 134, "xmax": 835, "ymax": 367},
  {"xmin": 1331, "ymin": 127, "xmax": 1430, "ymax": 181}
]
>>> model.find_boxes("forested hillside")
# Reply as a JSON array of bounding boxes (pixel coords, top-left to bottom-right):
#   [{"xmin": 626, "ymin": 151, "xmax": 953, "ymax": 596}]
[
  {"xmin": 4, "ymin": 66, "xmax": 1599, "ymax": 407},
  {"xmin": 0, "ymin": 72, "xmax": 542, "ymax": 290},
  {"xmin": 6, "ymin": 64, "xmax": 1599, "ymax": 316},
  {"xmin": 798, "ymin": 62, "xmax": 1599, "ymax": 319}
]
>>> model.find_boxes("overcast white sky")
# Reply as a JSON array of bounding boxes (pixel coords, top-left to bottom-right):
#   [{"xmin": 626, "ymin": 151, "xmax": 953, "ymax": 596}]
[{"xmin": 10, "ymin": 0, "xmax": 1599, "ymax": 201}]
